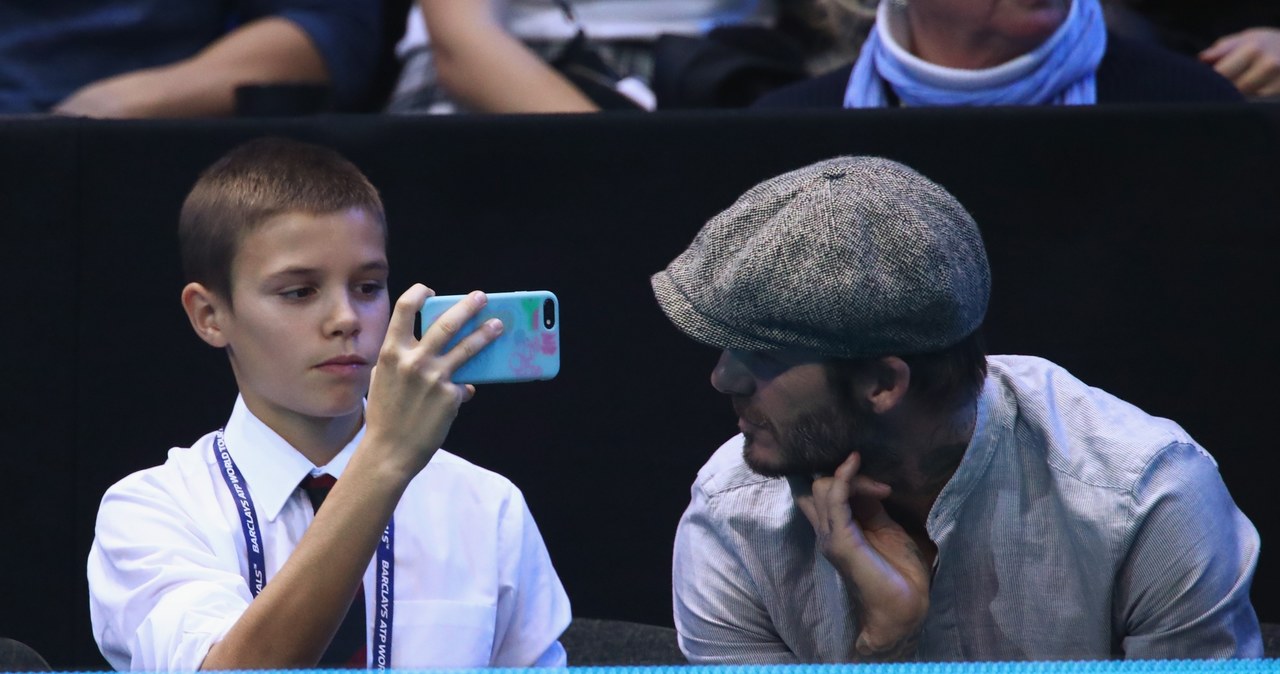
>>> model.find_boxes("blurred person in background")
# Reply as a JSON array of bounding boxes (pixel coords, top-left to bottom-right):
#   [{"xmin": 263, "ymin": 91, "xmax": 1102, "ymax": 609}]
[
  {"xmin": 0, "ymin": 1, "xmax": 380, "ymax": 117},
  {"xmin": 386, "ymin": 0, "xmax": 798, "ymax": 113},
  {"xmin": 754, "ymin": 0, "xmax": 1241, "ymax": 109},
  {"xmin": 1103, "ymin": 0, "xmax": 1280, "ymax": 99}
]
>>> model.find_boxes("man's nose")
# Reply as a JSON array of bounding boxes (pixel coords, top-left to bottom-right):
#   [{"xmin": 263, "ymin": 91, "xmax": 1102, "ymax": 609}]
[{"xmin": 710, "ymin": 350, "xmax": 754, "ymax": 396}]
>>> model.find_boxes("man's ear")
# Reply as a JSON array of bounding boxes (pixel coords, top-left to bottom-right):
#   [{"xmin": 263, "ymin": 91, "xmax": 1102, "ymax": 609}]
[
  {"xmin": 862, "ymin": 356, "xmax": 911, "ymax": 415},
  {"xmin": 181, "ymin": 282, "xmax": 230, "ymax": 348}
]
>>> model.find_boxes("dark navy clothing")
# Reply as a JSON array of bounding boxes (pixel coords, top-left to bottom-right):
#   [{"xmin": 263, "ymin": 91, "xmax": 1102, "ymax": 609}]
[
  {"xmin": 1119, "ymin": 0, "xmax": 1280, "ymax": 54},
  {"xmin": 0, "ymin": 0, "xmax": 380, "ymax": 113},
  {"xmin": 753, "ymin": 33, "xmax": 1242, "ymax": 109}
]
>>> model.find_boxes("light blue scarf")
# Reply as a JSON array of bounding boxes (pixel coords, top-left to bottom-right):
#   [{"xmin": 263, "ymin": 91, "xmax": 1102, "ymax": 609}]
[{"xmin": 844, "ymin": 0, "xmax": 1107, "ymax": 108}]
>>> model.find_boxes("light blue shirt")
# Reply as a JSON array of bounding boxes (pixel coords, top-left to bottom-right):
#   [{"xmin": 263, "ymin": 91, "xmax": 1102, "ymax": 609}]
[{"xmin": 674, "ymin": 355, "xmax": 1262, "ymax": 662}]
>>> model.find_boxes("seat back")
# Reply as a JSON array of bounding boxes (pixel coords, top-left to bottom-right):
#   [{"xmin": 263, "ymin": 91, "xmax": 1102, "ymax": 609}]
[
  {"xmin": 561, "ymin": 618, "xmax": 686, "ymax": 665},
  {"xmin": 1263, "ymin": 622, "xmax": 1280, "ymax": 659},
  {"xmin": 0, "ymin": 638, "xmax": 50, "ymax": 672}
]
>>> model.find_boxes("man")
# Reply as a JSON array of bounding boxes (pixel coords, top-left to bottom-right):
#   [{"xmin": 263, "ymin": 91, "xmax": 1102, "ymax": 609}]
[{"xmin": 651, "ymin": 156, "xmax": 1262, "ymax": 662}]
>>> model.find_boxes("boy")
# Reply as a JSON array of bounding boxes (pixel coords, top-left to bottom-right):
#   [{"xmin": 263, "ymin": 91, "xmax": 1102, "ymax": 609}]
[{"xmin": 87, "ymin": 138, "xmax": 571, "ymax": 670}]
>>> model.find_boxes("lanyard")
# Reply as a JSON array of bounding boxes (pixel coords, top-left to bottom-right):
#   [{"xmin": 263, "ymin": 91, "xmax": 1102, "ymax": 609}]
[{"xmin": 214, "ymin": 429, "xmax": 395, "ymax": 669}]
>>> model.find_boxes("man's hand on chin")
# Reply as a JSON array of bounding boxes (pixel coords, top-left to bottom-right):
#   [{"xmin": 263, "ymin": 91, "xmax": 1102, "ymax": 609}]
[{"xmin": 791, "ymin": 451, "xmax": 931, "ymax": 660}]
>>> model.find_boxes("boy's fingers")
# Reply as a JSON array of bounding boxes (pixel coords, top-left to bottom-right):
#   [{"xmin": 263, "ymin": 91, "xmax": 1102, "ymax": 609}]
[
  {"xmin": 419, "ymin": 290, "xmax": 487, "ymax": 352},
  {"xmin": 437, "ymin": 318, "xmax": 504, "ymax": 373},
  {"xmin": 388, "ymin": 284, "xmax": 434, "ymax": 346}
]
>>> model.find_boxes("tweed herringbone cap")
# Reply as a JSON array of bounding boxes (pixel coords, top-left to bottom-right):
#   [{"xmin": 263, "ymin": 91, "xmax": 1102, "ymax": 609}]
[{"xmin": 651, "ymin": 156, "xmax": 990, "ymax": 358}]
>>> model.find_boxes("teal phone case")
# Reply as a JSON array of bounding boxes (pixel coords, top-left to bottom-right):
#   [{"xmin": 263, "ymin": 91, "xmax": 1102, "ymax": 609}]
[{"xmin": 420, "ymin": 291, "xmax": 560, "ymax": 384}]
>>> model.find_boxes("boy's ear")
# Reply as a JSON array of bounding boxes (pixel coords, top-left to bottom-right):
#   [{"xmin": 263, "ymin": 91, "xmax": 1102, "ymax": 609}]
[{"xmin": 181, "ymin": 282, "xmax": 230, "ymax": 348}]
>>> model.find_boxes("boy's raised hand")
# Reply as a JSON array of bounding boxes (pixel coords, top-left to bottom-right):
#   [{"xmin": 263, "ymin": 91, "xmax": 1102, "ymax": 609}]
[
  {"xmin": 363, "ymin": 285, "xmax": 503, "ymax": 478},
  {"xmin": 202, "ymin": 286, "xmax": 501, "ymax": 669}
]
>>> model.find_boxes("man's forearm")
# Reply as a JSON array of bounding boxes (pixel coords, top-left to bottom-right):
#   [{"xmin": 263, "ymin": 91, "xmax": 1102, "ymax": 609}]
[{"xmin": 844, "ymin": 580, "xmax": 923, "ymax": 661}]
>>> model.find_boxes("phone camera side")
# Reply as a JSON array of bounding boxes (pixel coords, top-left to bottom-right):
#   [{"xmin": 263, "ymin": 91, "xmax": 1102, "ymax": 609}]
[{"xmin": 542, "ymin": 298, "xmax": 556, "ymax": 329}]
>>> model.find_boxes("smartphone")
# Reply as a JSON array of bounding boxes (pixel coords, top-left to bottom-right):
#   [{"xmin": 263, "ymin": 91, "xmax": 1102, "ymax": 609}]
[{"xmin": 419, "ymin": 290, "xmax": 560, "ymax": 384}]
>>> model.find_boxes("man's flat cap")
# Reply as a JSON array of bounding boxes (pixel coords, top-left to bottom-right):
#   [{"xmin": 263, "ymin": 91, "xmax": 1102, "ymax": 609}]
[{"xmin": 651, "ymin": 156, "xmax": 990, "ymax": 358}]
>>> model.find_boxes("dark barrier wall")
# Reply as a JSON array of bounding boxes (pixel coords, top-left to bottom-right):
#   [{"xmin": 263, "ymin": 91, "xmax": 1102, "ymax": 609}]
[{"xmin": 2, "ymin": 106, "xmax": 1278, "ymax": 667}]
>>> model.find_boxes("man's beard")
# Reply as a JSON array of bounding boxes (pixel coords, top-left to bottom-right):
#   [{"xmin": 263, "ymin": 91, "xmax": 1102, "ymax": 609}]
[{"xmin": 743, "ymin": 404, "xmax": 901, "ymax": 480}]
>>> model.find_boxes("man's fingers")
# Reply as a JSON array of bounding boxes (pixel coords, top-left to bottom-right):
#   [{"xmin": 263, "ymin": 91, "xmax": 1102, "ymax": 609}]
[
  {"xmin": 387, "ymin": 284, "xmax": 434, "ymax": 348},
  {"xmin": 793, "ymin": 452, "xmax": 895, "ymax": 546},
  {"xmin": 849, "ymin": 476, "xmax": 895, "ymax": 530},
  {"xmin": 836, "ymin": 450, "xmax": 863, "ymax": 478},
  {"xmin": 789, "ymin": 476, "xmax": 821, "ymax": 529},
  {"xmin": 793, "ymin": 493, "xmax": 820, "ymax": 531},
  {"xmin": 810, "ymin": 453, "xmax": 868, "ymax": 547},
  {"xmin": 831, "ymin": 452, "xmax": 897, "ymax": 535},
  {"xmin": 856, "ymin": 475, "xmax": 892, "ymax": 501},
  {"xmin": 823, "ymin": 459, "xmax": 857, "ymax": 533}
]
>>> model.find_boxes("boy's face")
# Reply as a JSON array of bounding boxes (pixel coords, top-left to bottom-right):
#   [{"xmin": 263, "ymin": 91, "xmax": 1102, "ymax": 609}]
[{"xmin": 217, "ymin": 208, "xmax": 389, "ymax": 430}]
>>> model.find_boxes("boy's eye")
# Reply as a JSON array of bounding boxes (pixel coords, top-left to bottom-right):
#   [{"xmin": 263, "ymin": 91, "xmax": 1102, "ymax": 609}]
[
  {"xmin": 280, "ymin": 287, "xmax": 316, "ymax": 300},
  {"xmin": 356, "ymin": 281, "xmax": 387, "ymax": 296}
]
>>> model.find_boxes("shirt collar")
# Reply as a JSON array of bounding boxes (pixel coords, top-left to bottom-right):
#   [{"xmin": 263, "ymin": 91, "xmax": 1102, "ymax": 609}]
[
  {"xmin": 926, "ymin": 367, "xmax": 1011, "ymax": 542},
  {"xmin": 220, "ymin": 396, "xmax": 366, "ymax": 522}
]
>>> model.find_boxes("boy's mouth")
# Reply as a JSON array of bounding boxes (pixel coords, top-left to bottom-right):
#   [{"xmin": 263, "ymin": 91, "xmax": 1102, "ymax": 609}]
[{"xmin": 317, "ymin": 354, "xmax": 369, "ymax": 368}]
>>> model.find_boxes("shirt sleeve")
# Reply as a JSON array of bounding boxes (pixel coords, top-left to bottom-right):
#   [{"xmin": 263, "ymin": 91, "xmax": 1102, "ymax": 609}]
[
  {"xmin": 87, "ymin": 469, "xmax": 252, "ymax": 671},
  {"xmin": 1115, "ymin": 442, "xmax": 1263, "ymax": 658},
  {"xmin": 673, "ymin": 480, "xmax": 798, "ymax": 664},
  {"xmin": 243, "ymin": 0, "xmax": 382, "ymax": 110},
  {"xmin": 489, "ymin": 486, "xmax": 571, "ymax": 667}
]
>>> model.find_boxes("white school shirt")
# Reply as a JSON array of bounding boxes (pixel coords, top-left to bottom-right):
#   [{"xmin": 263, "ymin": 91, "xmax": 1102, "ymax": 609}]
[{"xmin": 88, "ymin": 396, "xmax": 571, "ymax": 671}]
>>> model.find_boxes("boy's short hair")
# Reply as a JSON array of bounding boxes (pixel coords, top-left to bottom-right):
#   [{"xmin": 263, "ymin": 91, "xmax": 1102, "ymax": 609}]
[{"xmin": 179, "ymin": 137, "xmax": 386, "ymax": 301}]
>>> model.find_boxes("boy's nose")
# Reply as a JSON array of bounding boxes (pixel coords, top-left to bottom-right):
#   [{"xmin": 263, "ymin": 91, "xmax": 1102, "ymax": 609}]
[
  {"xmin": 325, "ymin": 294, "xmax": 362, "ymax": 337},
  {"xmin": 710, "ymin": 350, "xmax": 754, "ymax": 396}
]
